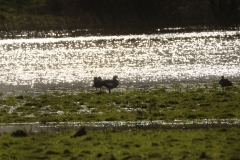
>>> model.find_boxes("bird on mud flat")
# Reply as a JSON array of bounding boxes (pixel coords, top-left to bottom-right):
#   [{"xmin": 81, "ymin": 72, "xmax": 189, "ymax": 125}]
[
  {"xmin": 99, "ymin": 76, "xmax": 119, "ymax": 93},
  {"xmin": 219, "ymin": 76, "xmax": 232, "ymax": 91},
  {"xmin": 93, "ymin": 77, "xmax": 103, "ymax": 91}
]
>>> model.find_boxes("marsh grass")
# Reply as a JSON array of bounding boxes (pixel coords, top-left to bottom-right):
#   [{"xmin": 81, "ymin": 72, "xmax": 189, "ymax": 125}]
[
  {"xmin": 0, "ymin": 127, "xmax": 240, "ymax": 159},
  {"xmin": 0, "ymin": 82, "xmax": 240, "ymax": 123}
]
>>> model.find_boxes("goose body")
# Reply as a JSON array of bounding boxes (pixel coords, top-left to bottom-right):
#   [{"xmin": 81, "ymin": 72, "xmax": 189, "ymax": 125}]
[
  {"xmin": 219, "ymin": 76, "xmax": 232, "ymax": 91},
  {"xmin": 93, "ymin": 77, "xmax": 102, "ymax": 90},
  {"xmin": 99, "ymin": 76, "xmax": 119, "ymax": 93}
]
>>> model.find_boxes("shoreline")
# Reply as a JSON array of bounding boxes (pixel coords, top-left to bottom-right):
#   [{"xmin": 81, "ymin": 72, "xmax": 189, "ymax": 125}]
[
  {"xmin": 1, "ymin": 82, "xmax": 239, "ymax": 128},
  {"xmin": 1, "ymin": 79, "xmax": 239, "ymax": 94},
  {"xmin": 1, "ymin": 26, "xmax": 239, "ymax": 40},
  {"xmin": 1, "ymin": 119, "xmax": 240, "ymax": 133}
]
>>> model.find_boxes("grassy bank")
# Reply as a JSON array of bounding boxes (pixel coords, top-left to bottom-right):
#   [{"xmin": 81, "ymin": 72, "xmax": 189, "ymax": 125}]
[
  {"xmin": 1, "ymin": 83, "xmax": 240, "ymax": 159},
  {"xmin": 0, "ymin": 82, "xmax": 240, "ymax": 123},
  {"xmin": 0, "ymin": 127, "xmax": 240, "ymax": 159}
]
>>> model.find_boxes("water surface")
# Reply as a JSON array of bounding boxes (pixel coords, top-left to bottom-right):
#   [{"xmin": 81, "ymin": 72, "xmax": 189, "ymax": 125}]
[
  {"xmin": 0, "ymin": 30, "xmax": 239, "ymax": 92},
  {"xmin": 1, "ymin": 119, "xmax": 239, "ymax": 133}
]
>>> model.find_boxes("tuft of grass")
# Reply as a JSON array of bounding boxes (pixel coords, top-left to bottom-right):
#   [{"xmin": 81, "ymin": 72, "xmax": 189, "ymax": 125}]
[
  {"xmin": 0, "ymin": 82, "xmax": 240, "ymax": 123},
  {"xmin": 71, "ymin": 127, "xmax": 87, "ymax": 138},
  {"xmin": 11, "ymin": 129, "xmax": 27, "ymax": 137},
  {"xmin": 0, "ymin": 127, "xmax": 240, "ymax": 159}
]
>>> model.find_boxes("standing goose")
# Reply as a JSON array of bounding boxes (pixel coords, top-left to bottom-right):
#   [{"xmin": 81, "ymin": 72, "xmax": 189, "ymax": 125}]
[
  {"xmin": 219, "ymin": 76, "xmax": 232, "ymax": 91},
  {"xmin": 93, "ymin": 77, "xmax": 102, "ymax": 91},
  {"xmin": 100, "ymin": 76, "xmax": 119, "ymax": 93}
]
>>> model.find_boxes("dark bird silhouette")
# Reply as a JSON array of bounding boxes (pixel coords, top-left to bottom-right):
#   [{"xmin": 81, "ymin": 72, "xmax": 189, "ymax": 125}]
[
  {"xmin": 93, "ymin": 77, "xmax": 102, "ymax": 91},
  {"xmin": 219, "ymin": 76, "xmax": 232, "ymax": 91},
  {"xmin": 99, "ymin": 76, "xmax": 119, "ymax": 93}
]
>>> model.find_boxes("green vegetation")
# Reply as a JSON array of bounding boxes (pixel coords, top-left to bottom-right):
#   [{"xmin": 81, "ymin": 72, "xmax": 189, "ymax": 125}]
[
  {"xmin": 0, "ymin": 127, "xmax": 240, "ymax": 159},
  {"xmin": 1, "ymin": 83, "xmax": 240, "ymax": 159},
  {"xmin": 0, "ymin": 0, "xmax": 238, "ymax": 31},
  {"xmin": 0, "ymin": 0, "xmax": 69, "ymax": 31},
  {"xmin": 0, "ymin": 82, "xmax": 240, "ymax": 123}
]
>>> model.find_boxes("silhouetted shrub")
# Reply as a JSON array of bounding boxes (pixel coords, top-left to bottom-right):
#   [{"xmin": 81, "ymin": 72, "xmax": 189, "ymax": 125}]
[
  {"xmin": 97, "ymin": 153, "xmax": 103, "ymax": 158},
  {"xmin": 167, "ymin": 100, "xmax": 179, "ymax": 104},
  {"xmin": 110, "ymin": 154, "xmax": 116, "ymax": 160},
  {"xmin": 187, "ymin": 115, "xmax": 197, "ymax": 119},
  {"xmin": 72, "ymin": 127, "xmax": 87, "ymax": 138},
  {"xmin": 45, "ymin": 150, "xmax": 59, "ymax": 155},
  {"xmin": 63, "ymin": 149, "xmax": 71, "ymax": 155},
  {"xmin": 122, "ymin": 155, "xmax": 144, "ymax": 160},
  {"xmin": 199, "ymin": 152, "xmax": 207, "ymax": 159},
  {"xmin": 219, "ymin": 128, "xmax": 227, "ymax": 132},
  {"xmin": 105, "ymin": 117, "xmax": 117, "ymax": 121},
  {"xmin": 15, "ymin": 95, "xmax": 24, "ymax": 99},
  {"xmin": 220, "ymin": 113, "xmax": 235, "ymax": 118},
  {"xmin": 11, "ymin": 129, "xmax": 27, "ymax": 137}
]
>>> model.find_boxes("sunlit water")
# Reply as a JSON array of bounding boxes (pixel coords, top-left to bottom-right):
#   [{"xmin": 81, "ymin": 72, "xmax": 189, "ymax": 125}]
[
  {"xmin": 0, "ymin": 30, "xmax": 240, "ymax": 92},
  {"xmin": 1, "ymin": 31, "xmax": 240, "ymax": 129},
  {"xmin": 1, "ymin": 119, "xmax": 240, "ymax": 133}
]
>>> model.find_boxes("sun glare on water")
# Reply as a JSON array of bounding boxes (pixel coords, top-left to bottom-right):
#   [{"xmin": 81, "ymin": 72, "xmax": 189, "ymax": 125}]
[{"xmin": 0, "ymin": 31, "xmax": 239, "ymax": 88}]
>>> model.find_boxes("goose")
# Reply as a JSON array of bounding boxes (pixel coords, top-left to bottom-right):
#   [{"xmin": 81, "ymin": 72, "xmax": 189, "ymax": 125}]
[
  {"xmin": 99, "ymin": 76, "xmax": 119, "ymax": 93},
  {"xmin": 219, "ymin": 76, "xmax": 232, "ymax": 91},
  {"xmin": 93, "ymin": 77, "xmax": 102, "ymax": 91}
]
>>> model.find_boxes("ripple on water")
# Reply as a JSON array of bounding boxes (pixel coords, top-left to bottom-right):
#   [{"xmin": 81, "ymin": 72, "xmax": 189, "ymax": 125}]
[
  {"xmin": 0, "ymin": 119, "xmax": 239, "ymax": 133},
  {"xmin": 0, "ymin": 31, "xmax": 239, "ymax": 90}
]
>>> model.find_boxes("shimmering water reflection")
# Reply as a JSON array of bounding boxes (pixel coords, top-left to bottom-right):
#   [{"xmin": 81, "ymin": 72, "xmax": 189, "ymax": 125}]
[
  {"xmin": 0, "ymin": 119, "xmax": 239, "ymax": 133},
  {"xmin": 0, "ymin": 31, "xmax": 239, "ymax": 90}
]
